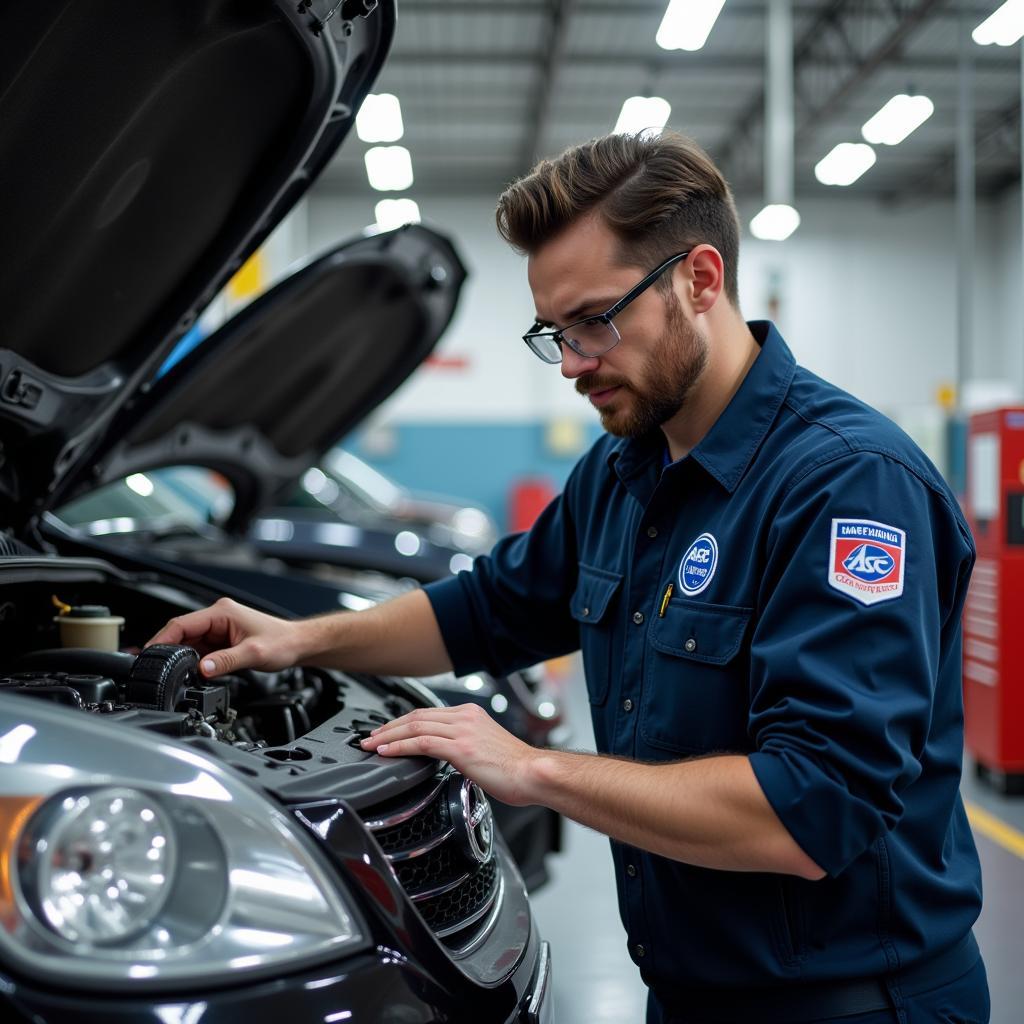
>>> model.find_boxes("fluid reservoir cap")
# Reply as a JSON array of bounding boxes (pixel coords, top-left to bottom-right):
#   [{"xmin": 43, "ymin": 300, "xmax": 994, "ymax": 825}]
[{"xmin": 65, "ymin": 604, "xmax": 111, "ymax": 618}]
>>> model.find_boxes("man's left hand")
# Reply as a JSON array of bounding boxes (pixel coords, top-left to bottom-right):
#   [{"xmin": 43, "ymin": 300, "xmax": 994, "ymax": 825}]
[{"xmin": 360, "ymin": 703, "xmax": 543, "ymax": 807}]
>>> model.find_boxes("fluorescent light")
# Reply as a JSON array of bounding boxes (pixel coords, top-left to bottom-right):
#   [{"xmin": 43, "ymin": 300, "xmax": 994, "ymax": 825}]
[
  {"xmin": 374, "ymin": 198, "xmax": 421, "ymax": 231},
  {"xmin": 126, "ymin": 473, "xmax": 154, "ymax": 497},
  {"xmin": 356, "ymin": 93, "xmax": 404, "ymax": 142},
  {"xmin": 613, "ymin": 96, "xmax": 672, "ymax": 136},
  {"xmin": 657, "ymin": 0, "xmax": 726, "ymax": 51},
  {"xmin": 973, "ymin": 0, "xmax": 1024, "ymax": 46},
  {"xmin": 814, "ymin": 143, "xmax": 876, "ymax": 187},
  {"xmin": 862, "ymin": 94, "xmax": 934, "ymax": 145},
  {"xmin": 364, "ymin": 146, "xmax": 414, "ymax": 191},
  {"xmin": 749, "ymin": 204, "xmax": 800, "ymax": 241}
]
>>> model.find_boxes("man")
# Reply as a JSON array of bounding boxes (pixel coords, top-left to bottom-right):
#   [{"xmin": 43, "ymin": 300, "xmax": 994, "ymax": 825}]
[{"xmin": 151, "ymin": 132, "xmax": 988, "ymax": 1023}]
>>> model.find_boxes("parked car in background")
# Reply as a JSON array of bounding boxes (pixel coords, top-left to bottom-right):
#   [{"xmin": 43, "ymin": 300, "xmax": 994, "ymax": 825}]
[
  {"xmin": 253, "ymin": 449, "xmax": 496, "ymax": 579},
  {"xmin": 293, "ymin": 445, "xmax": 499, "ymax": 557},
  {"xmin": 0, "ymin": 3, "xmax": 552, "ymax": 1022}
]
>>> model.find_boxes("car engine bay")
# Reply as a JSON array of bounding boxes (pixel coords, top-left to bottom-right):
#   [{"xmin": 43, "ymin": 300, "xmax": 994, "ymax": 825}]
[{"xmin": 0, "ymin": 570, "xmax": 438, "ymax": 806}]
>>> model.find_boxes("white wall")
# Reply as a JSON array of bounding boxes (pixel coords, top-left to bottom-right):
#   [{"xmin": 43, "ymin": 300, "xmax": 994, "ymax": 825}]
[
  {"xmin": 298, "ymin": 190, "xmax": 1023, "ymax": 428},
  {"xmin": 983, "ymin": 186, "xmax": 1024, "ymax": 393}
]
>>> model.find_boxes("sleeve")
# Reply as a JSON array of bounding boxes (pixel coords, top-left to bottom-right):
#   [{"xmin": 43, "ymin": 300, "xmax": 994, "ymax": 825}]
[
  {"xmin": 746, "ymin": 450, "xmax": 974, "ymax": 877},
  {"xmin": 423, "ymin": 465, "xmax": 582, "ymax": 679}
]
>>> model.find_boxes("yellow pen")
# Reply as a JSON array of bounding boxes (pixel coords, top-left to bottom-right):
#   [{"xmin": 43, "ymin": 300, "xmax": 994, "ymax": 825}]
[{"xmin": 658, "ymin": 582, "xmax": 674, "ymax": 617}]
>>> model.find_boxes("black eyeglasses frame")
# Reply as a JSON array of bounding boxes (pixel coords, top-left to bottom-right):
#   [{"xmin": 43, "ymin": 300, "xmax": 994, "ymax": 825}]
[{"xmin": 522, "ymin": 250, "xmax": 691, "ymax": 364}]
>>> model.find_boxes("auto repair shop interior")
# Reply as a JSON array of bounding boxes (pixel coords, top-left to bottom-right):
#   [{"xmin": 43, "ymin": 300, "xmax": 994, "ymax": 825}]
[{"xmin": 1, "ymin": 2, "xmax": 1024, "ymax": 1023}]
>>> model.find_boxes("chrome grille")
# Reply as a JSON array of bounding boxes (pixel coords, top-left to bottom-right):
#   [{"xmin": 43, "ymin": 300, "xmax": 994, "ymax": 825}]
[{"xmin": 362, "ymin": 770, "xmax": 501, "ymax": 952}]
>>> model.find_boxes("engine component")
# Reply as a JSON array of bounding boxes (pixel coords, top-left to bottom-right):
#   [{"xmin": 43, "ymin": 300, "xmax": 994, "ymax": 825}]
[
  {"xmin": 0, "ymin": 672, "xmax": 119, "ymax": 707},
  {"xmin": 13, "ymin": 648, "xmax": 136, "ymax": 679},
  {"xmin": 0, "ymin": 676, "xmax": 85, "ymax": 708},
  {"xmin": 51, "ymin": 594, "xmax": 125, "ymax": 651},
  {"xmin": 126, "ymin": 644, "xmax": 200, "ymax": 711}
]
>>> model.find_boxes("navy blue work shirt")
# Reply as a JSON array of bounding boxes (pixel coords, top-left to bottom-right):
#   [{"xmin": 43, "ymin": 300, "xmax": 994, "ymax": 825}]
[{"xmin": 425, "ymin": 321, "xmax": 983, "ymax": 991}]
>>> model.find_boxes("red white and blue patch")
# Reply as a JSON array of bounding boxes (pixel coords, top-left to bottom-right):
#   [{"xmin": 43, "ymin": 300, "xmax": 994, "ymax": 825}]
[{"xmin": 828, "ymin": 518, "xmax": 906, "ymax": 606}]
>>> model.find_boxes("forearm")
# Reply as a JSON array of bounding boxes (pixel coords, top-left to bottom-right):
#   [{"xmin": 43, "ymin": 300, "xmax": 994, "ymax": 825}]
[
  {"xmin": 295, "ymin": 588, "xmax": 454, "ymax": 677},
  {"xmin": 528, "ymin": 749, "xmax": 825, "ymax": 879}
]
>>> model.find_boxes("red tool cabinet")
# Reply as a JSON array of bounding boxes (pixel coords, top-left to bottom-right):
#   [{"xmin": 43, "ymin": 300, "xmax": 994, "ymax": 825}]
[{"xmin": 963, "ymin": 407, "xmax": 1024, "ymax": 788}]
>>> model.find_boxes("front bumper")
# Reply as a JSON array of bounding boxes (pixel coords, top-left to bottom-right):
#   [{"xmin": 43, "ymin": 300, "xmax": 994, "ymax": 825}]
[{"xmin": 1, "ymin": 940, "xmax": 552, "ymax": 1024}]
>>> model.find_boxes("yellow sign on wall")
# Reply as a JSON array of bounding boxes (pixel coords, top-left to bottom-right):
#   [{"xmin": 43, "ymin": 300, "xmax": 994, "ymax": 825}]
[
  {"xmin": 227, "ymin": 249, "xmax": 266, "ymax": 302},
  {"xmin": 935, "ymin": 383, "xmax": 956, "ymax": 411}
]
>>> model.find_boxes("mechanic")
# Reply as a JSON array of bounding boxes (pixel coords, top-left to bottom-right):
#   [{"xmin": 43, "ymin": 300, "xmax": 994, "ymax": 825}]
[{"xmin": 151, "ymin": 131, "xmax": 988, "ymax": 1023}]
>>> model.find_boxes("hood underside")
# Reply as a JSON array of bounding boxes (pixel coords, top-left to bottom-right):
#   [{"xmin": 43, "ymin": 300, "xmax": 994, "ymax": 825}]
[
  {"xmin": 84, "ymin": 225, "xmax": 468, "ymax": 531},
  {"xmin": 0, "ymin": 0, "xmax": 394, "ymax": 529}
]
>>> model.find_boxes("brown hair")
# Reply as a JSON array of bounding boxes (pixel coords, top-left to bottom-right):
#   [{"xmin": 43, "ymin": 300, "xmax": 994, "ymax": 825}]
[{"xmin": 496, "ymin": 131, "xmax": 741, "ymax": 306}]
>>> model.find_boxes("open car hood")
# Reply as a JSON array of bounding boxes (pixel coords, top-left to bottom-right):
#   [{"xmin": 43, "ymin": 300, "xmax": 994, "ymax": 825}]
[
  {"xmin": 0, "ymin": 0, "xmax": 394, "ymax": 531},
  {"xmin": 82, "ymin": 225, "xmax": 468, "ymax": 531}
]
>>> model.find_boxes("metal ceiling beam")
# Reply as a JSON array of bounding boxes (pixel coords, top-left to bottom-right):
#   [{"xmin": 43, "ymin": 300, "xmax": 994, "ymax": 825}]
[
  {"xmin": 884, "ymin": 95, "xmax": 1022, "ymax": 201},
  {"xmin": 402, "ymin": 1, "xmax": 998, "ymax": 17},
  {"xmin": 795, "ymin": 0, "xmax": 948, "ymax": 142},
  {"xmin": 715, "ymin": 0, "xmax": 947, "ymax": 190},
  {"xmin": 523, "ymin": 0, "xmax": 577, "ymax": 167},
  {"xmin": 388, "ymin": 50, "xmax": 1019, "ymax": 74}
]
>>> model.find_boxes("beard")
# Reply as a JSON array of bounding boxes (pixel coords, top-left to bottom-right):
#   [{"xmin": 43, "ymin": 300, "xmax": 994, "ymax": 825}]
[{"xmin": 575, "ymin": 293, "xmax": 709, "ymax": 438}]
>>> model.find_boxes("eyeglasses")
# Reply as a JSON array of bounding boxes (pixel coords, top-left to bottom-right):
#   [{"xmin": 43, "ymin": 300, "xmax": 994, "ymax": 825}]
[{"xmin": 522, "ymin": 251, "xmax": 690, "ymax": 364}]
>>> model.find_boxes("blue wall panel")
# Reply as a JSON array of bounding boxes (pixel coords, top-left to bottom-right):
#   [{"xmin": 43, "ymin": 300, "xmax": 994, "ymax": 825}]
[{"xmin": 348, "ymin": 422, "xmax": 605, "ymax": 532}]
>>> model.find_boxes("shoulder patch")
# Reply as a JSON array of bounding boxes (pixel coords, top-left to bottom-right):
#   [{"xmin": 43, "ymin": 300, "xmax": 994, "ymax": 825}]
[{"xmin": 828, "ymin": 518, "xmax": 905, "ymax": 606}]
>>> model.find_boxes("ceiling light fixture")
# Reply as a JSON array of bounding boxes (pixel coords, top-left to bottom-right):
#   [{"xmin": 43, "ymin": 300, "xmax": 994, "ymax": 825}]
[
  {"xmin": 973, "ymin": 0, "xmax": 1024, "ymax": 46},
  {"xmin": 364, "ymin": 146, "xmax": 414, "ymax": 191},
  {"xmin": 656, "ymin": 0, "xmax": 727, "ymax": 51},
  {"xmin": 862, "ymin": 94, "xmax": 934, "ymax": 145},
  {"xmin": 356, "ymin": 93, "xmax": 404, "ymax": 143},
  {"xmin": 613, "ymin": 96, "xmax": 672, "ymax": 136},
  {"xmin": 750, "ymin": 204, "xmax": 801, "ymax": 242},
  {"xmin": 374, "ymin": 199, "xmax": 421, "ymax": 231},
  {"xmin": 814, "ymin": 143, "xmax": 876, "ymax": 186}
]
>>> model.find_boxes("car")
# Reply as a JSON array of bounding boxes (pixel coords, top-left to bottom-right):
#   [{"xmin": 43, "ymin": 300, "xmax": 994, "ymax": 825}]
[
  {"xmin": 277, "ymin": 445, "xmax": 499, "ymax": 574},
  {"xmin": 0, "ymin": 3, "xmax": 552, "ymax": 1022}
]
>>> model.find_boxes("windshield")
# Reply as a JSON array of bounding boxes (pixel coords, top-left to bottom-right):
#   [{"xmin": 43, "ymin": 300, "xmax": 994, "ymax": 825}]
[
  {"xmin": 322, "ymin": 448, "xmax": 405, "ymax": 513},
  {"xmin": 56, "ymin": 467, "xmax": 235, "ymax": 533}
]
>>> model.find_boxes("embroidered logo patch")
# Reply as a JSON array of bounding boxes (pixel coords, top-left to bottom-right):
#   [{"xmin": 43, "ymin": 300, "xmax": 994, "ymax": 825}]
[
  {"xmin": 678, "ymin": 533, "xmax": 718, "ymax": 596},
  {"xmin": 828, "ymin": 519, "xmax": 906, "ymax": 606}
]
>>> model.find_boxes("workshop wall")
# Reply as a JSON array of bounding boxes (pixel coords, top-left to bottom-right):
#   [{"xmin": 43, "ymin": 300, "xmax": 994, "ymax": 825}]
[{"xmin": 297, "ymin": 189, "xmax": 1019, "ymax": 524}]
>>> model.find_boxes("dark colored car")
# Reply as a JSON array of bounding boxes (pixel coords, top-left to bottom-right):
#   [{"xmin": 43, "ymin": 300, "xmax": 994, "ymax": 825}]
[
  {"xmin": 0, "ymin": 3, "xmax": 552, "ymax": 1022},
  {"xmin": 304, "ymin": 446, "xmax": 499, "ymax": 554},
  {"xmin": 260, "ymin": 446, "xmax": 499, "ymax": 581}
]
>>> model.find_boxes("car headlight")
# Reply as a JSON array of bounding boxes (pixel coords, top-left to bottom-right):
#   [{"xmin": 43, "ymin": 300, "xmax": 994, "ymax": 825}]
[{"xmin": 0, "ymin": 700, "xmax": 365, "ymax": 990}]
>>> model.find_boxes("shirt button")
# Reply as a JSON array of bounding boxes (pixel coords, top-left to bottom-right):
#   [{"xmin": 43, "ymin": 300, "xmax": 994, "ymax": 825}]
[
  {"xmin": 626, "ymin": 863, "xmax": 637, "ymax": 877},
  {"xmin": 635, "ymin": 944, "xmax": 646, "ymax": 959},
  {"xmin": 632, "ymin": 611, "xmax": 645, "ymax": 625},
  {"xmin": 582, "ymin": 607, "xmax": 590, "ymax": 618},
  {"xmin": 684, "ymin": 637, "xmax": 697, "ymax": 653},
  {"xmin": 622, "ymin": 698, "xmax": 633, "ymax": 712},
  {"xmin": 646, "ymin": 526, "xmax": 658, "ymax": 539}
]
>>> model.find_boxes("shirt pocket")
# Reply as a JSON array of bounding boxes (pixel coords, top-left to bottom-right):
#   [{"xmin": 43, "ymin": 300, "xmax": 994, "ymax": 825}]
[
  {"xmin": 570, "ymin": 563, "xmax": 623, "ymax": 706},
  {"xmin": 640, "ymin": 597, "xmax": 753, "ymax": 754}
]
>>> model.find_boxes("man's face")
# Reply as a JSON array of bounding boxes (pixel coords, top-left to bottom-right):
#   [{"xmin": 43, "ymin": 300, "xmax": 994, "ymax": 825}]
[{"xmin": 527, "ymin": 215, "xmax": 708, "ymax": 438}]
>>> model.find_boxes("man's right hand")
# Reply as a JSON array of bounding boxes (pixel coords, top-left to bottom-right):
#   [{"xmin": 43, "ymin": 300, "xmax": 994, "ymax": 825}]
[{"xmin": 147, "ymin": 597, "xmax": 303, "ymax": 678}]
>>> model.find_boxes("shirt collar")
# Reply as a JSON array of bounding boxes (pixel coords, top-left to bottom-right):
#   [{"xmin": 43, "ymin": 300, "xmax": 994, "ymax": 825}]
[{"xmin": 607, "ymin": 320, "xmax": 796, "ymax": 494}]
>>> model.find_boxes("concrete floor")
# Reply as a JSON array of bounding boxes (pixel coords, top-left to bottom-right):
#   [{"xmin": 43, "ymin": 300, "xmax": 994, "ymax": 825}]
[{"xmin": 530, "ymin": 657, "xmax": 1023, "ymax": 1024}]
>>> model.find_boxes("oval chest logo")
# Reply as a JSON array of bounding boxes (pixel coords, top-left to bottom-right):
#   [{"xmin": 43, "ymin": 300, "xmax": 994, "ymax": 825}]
[
  {"xmin": 678, "ymin": 533, "xmax": 718, "ymax": 596},
  {"xmin": 841, "ymin": 543, "xmax": 895, "ymax": 583}
]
